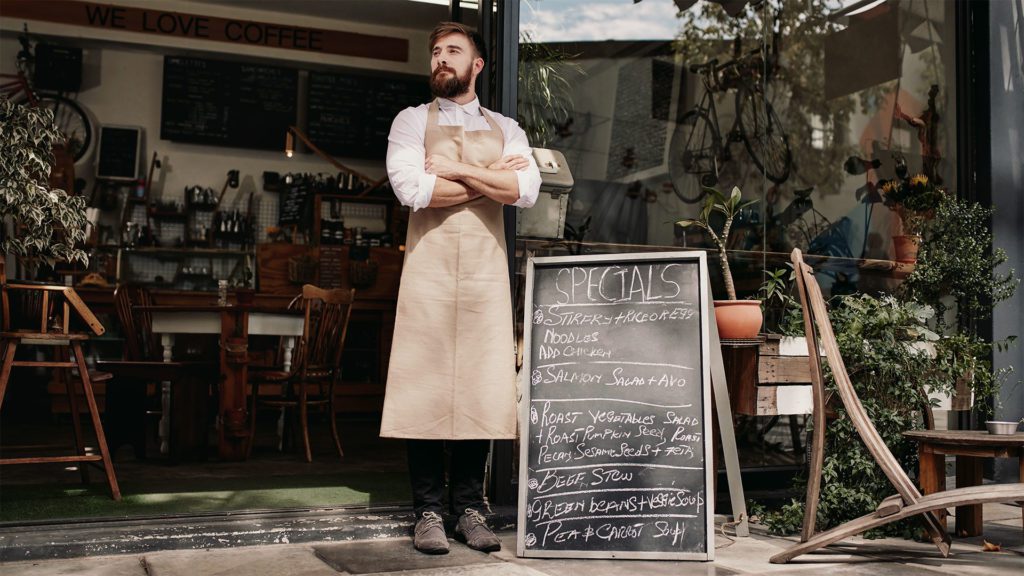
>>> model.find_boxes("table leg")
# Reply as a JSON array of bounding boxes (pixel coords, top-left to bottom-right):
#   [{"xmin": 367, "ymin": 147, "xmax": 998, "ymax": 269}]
[
  {"xmin": 918, "ymin": 444, "xmax": 946, "ymax": 527},
  {"xmin": 955, "ymin": 455, "xmax": 983, "ymax": 536},
  {"xmin": 282, "ymin": 337, "xmax": 296, "ymax": 373},
  {"xmin": 159, "ymin": 334, "xmax": 175, "ymax": 455},
  {"xmin": 1018, "ymin": 452, "xmax": 1023, "ymax": 534}
]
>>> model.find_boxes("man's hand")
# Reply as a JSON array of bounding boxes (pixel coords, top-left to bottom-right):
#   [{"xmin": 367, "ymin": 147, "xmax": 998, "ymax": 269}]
[
  {"xmin": 424, "ymin": 154, "xmax": 466, "ymax": 180},
  {"xmin": 488, "ymin": 155, "xmax": 531, "ymax": 171}
]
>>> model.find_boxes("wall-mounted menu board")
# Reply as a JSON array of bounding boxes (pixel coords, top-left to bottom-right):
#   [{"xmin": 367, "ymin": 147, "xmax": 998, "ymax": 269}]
[
  {"xmin": 518, "ymin": 252, "xmax": 713, "ymax": 561},
  {"xmin": 307, "ymin": 70, "xmax": 430, "ymax": 159},
  {"xmin": 161, "ymin": 56, "xmax": 297, "ymax": 150},
  {"xmin": 278, "ymin": 178, "xmax": 313, "ymax": 226}
]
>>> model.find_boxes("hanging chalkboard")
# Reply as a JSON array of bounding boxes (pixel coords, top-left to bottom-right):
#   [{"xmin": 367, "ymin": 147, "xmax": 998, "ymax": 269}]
[
  {"xmin": 518, "ymin": 252, "xmax": 714, "ymax": 561},
  {"xmin": 161, "ymin": 56, "xmax": 297, "ymax": 150},
  {"xmin": 278, "ymin": 178, "xmax": 313, "ymax": 226},
  {"xmin": 306, "ymin": 70, "xmax": 430, "ymax": 159}
]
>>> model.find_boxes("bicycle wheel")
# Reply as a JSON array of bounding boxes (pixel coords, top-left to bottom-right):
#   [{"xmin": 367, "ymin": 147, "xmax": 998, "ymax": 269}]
[
  {"xmin": 668, "ymin": 110, "xmax": 722, "ymax": 204},
  {"xmin": 737, "ymin": 87, "xmax": 791, "ymax": 184},
  {"xmin": 37, "ymin": 95, "xmax": 92, "ymax": 164}
]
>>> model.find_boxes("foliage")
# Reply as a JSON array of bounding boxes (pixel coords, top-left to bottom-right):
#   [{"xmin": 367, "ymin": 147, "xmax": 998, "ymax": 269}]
[
  {"xmin": 518, "ymin": 31, "xmax": 583, "ymax": 147},
  {"xmin": 761, "ymin": 294, "xmax": 943, "ymax": 537},
  {"xmin": 758, "ymin": 266, "xmax": 799, "ymax": 333},
  {"xmin": 676, "ymin": 186, "xmax": 757, "ymax": 299},
  {"xmin": 880, "ymin": 173, "xmax": 946, "ymax": 236},
  {"xmin": 0, "ymin": 94, "xmax": 88, "ymax": 268},
  {"xmin": 901, "ymin": 196, "xmax": 1020, "ymax": 332}
]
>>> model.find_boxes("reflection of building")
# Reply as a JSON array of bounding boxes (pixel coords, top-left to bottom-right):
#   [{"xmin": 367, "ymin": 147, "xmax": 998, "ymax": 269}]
[{"xmin": 518, "ymin": 0, "xmax": 1023, "ymax": 489}]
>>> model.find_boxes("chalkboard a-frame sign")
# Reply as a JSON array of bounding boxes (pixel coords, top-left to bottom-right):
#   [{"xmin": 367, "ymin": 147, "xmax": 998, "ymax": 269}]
[{"xmin": 517, "ymin": 252, "xmax": 714, "ymax": 561}]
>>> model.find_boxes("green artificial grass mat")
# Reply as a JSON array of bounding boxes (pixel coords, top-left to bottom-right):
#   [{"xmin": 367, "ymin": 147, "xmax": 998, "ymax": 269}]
[{"xmin": 0, "ymin": 469, "xmax": 410, "ymax": 523}]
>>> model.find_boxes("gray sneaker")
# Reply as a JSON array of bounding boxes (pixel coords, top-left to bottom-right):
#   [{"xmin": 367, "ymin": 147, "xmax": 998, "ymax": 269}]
[
  {"xmin": 455, "ymin": 508, "xmax": 501, "ymax": 552},
  {"xmin": 414, "ymin": 511, "xmax": 449, "ymax": 554}
]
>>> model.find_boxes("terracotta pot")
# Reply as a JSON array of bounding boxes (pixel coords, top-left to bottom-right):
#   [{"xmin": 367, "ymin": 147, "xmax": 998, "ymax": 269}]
[
  {"xmin": 713, "ymin": 299, "xmax": 763, "ymax": 340},
  {"xmin": 892, "ymin": 234, "xmax": 922, "ymax": 263}
]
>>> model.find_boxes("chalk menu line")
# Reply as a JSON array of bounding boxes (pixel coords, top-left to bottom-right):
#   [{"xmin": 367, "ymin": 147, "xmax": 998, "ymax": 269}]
[
  {"xmin": 534, "ymin": 513, "xmax": 698, "ymax": 527},
  {"xmin": 535, "ymin": 361, "xmax": 695, "ymax": 370},
  {"xmin": 534, "ymin": 463, "xmax": 703, "ymax": 473},
  {"xmin": 538, "ymin": 301, "xmax": 693, "ymax": 308},
  {"xmin": 531, "ymin": 398, "xmax": 692, "ymax": 408},
  {"xmin": 532, "ymin": 487, "xmax": 700, "ymax": 499}
]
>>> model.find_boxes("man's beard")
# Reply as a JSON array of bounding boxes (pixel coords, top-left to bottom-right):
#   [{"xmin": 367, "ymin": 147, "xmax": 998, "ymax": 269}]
[{"xmin": 430, "ymin": 64, "xmax": 472, "ymax": 99}]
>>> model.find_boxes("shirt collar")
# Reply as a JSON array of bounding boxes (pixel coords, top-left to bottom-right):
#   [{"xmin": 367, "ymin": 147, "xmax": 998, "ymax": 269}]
[{"xmin": 437, "ymin": 97, "xmax": 481, "ymax": 116}]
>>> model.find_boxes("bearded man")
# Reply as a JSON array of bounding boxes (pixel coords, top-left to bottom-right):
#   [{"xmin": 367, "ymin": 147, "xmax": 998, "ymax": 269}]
[{"xmin": 380, "ymin": 21, "xmax": 540, "ymax": 555}]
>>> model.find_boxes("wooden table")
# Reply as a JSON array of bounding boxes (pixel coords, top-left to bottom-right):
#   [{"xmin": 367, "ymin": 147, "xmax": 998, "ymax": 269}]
[
  {"xmin": 138, "ymin": 305, "xmax": 304, "ymax": 461},
  {"xmin": 903, "ymin": 429, "xmax": 1024, "ymax": 536}
]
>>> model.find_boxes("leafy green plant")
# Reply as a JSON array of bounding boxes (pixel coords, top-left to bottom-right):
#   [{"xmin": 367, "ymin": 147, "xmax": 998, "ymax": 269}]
[
  {"xmin": 899, "ymin": 196, "xmax": 1019, "ymax": 413},
  {"xmin": 901, "ymin": 196, "xmax": 1019, "ymax": 332},
  {"xmin": 676, "ymin": 186, "xmax": 757, "ymax": 300},
  {"xmin": 0, "ymin": 94, "xmax": 88, "ymax": 268},
  {"xmin": 758, "ymin": 267, "xmax": 799, "ymax": 333},
  {"xmin": 518, "ymin": 31, "xmax": 583, "ymax": 147},
  {"xmin": 761, "ymin": 294, "xmax": 944, "ymax": 537}
]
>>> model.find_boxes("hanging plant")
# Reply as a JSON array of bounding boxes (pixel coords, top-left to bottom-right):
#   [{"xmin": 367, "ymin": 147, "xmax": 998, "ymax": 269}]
[{"xmin": 0, "ymin": 94, "xmax": 89, "ymax": 269}]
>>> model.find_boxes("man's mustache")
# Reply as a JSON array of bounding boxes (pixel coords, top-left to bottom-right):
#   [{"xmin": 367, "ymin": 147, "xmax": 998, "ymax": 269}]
[{"xmin": 433, "ymin": 65, "xmax": 456, "ymax": 76}]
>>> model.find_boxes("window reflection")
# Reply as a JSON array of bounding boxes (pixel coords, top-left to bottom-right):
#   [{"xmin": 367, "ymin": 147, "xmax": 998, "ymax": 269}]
[{"xmin": 518, "ymin": 0, "xmax": 957, "ymax": 468}]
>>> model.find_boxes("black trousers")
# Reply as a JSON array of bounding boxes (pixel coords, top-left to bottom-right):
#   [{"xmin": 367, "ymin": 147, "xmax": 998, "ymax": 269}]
[{"xmin": 407, "ymin": 439, "xmax": 489, "ymax": 518}]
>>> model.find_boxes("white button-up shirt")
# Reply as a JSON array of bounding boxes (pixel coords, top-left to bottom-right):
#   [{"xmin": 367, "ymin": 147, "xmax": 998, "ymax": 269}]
[{"xmin": 386, "ymin": 97, "xmax": 541, "ymax": 212}]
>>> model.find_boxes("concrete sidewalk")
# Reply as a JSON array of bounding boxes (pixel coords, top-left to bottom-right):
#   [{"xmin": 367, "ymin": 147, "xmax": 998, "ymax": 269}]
[{"xmin": 2, "ymin": 504, "xmax": 1021, "ymax": 575}]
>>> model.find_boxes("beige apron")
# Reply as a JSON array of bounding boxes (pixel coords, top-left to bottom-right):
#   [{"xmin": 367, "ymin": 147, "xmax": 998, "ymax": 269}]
[{"xmin": 380, "ymin": 100, "xmax": 517, "ymax": 439}]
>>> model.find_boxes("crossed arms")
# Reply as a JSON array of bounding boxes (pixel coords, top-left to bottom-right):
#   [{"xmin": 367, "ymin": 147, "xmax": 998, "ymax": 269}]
[
  {"xmin": 385, "ymin": 106, "xmax": 541, "ymax": 211},
  {"xmin": 424, "ymin": 154, "xmax": 530, "ymax": 207}
]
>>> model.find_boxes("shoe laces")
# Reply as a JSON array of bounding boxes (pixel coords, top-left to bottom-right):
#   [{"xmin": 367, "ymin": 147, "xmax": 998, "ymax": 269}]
[
  {"xmin": 417, "ymin": 511, "xmax": 443, "ymax": 534},
  {"xmin": 463, "ymin": 508, "xmax": 487, "ymax": 527}
]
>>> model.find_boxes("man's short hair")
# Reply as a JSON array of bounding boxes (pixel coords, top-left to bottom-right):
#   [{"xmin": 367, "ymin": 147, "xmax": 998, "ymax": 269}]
[{"xmin": 429, "ymin": 21, "xmax": 487, "ymax": 64}]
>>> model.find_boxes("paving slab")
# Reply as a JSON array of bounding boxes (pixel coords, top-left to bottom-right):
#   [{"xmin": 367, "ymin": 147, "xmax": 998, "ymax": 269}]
[
  {"xmin": 0, "ymin": 555, "xmax": 148, "ymax": 576},
  {"xmin": 143, "ymin": 544, "xmax": 337, "ymax": 576}
]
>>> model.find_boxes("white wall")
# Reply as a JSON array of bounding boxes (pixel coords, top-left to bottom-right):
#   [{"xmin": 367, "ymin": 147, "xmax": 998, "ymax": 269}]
[{"xmin": 1, "ymin": 0, "xmax": 433, "ymax": 232}]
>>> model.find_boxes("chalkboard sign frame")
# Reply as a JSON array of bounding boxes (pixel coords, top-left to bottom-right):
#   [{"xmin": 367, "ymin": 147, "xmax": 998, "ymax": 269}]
[
  {"xmin": 517, "ymin": 251, "xmax": 714, "ymax": 561},
  {"xmin": 95, "ymin": 124, "xmax": 143, "ymax": 181}
]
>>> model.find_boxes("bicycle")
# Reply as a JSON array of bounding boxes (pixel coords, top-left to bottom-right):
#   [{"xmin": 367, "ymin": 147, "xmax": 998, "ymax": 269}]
[
  {"xmin": 669, "ymin": 46, "xmax": 792, "ymax": 204},
  {"xmin": 1, "ymin": 26, "xmax": 93, "ymax": 164}
]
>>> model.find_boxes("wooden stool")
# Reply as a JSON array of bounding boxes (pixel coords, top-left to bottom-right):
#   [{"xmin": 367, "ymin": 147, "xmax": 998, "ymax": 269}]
[
  {"xmin": 0, "ymin": 283, "xmax": 121, "ymax": 501},
  {"xmin": 903, "ymin": 429, "xmax": 1024, "ymax": 536}
]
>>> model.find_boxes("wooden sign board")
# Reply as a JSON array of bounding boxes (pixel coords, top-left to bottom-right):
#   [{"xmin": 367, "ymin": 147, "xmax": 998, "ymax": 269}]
[{"xmin": 518, "ymin": 252, "xmax": 714, "ymax": 560}]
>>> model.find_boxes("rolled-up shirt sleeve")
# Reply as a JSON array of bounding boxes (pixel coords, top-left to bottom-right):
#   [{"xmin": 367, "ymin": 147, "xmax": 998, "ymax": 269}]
[
  {"xmin": 501, "ymin": 119, "xmax": 542, "ymax": 209},
  {"xmin": 386, "ymin": 107, "xmax": 434, "ymax": 212}
]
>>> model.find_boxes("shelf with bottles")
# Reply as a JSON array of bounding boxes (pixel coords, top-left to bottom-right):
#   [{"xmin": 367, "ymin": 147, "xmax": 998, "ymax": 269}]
[{"xmin": 314, "ymin": 194, "xmax": 396, "ymax": 248}]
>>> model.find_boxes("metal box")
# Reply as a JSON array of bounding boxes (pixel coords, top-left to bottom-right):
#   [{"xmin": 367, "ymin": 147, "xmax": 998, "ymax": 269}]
[{"xmin": 517, "ymin": 148, "xmax": 574, "ymax": 239}]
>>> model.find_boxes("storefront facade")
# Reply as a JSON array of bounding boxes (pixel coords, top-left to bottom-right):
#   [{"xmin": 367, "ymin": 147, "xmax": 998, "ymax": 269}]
[{"xmin": 1, "ymin": 0, "xmax": 1020, "ymax": 527}]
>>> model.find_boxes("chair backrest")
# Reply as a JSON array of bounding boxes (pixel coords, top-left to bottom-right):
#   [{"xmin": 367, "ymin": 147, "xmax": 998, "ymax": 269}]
[
  {"xmin": 292, "ymin": 285, "xmax": 356, "ymax": 379},
  {"xmin": 790, "ymin": 249, "xmax": 924, "ymax": 506},
  {"xmin": 113, "ymin": 283, "xmax": 157, "ymax": 360},
  {"xmin": 0, "ymin": 279, "xmax": 104, "ymax": 338}
]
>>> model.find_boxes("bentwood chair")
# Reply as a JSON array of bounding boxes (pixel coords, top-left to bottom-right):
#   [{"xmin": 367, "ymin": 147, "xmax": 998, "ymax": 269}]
[
  {"xmin": 248, "ymin": 285, "xmax": 355, "ymax": 462},
  {"xmin": 0, "ymin": 276, "xmax": 121, "ymax": 500},
  {"xmin": 770, "ymin": 249, "xmax": 1024, "ymax": 563},
  {"xmin": 98, "ymin": 284, "xmax": 216, "ymax": 460}
]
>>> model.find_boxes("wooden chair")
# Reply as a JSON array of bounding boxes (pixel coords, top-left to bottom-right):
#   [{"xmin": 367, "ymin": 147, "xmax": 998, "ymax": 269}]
[
  {"xmin": 770, "ymin": 249, "xmax": 1024, "ymax": 564},
  {"xmin": 247, "ymin": 285, "xmax": 355, "ymax": 462},
  {"xmin": 98, "ymin": 284, "xmax": 215, "ymax": 461},
  {"xmin": 0, "ymin": 279, "xmax": 121, "ymax": 500}
]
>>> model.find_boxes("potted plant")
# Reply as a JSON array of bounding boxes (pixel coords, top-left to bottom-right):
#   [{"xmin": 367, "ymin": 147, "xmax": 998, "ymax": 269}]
[
  {"xmin": 676, "ymin": 186, "xmax": 762, "ymax": 339},
  {"xmin": 900, "ymin": 195, "xmax": 1020, "ymax": 411},
  {"xmin": 880, "ymin": 173, "xmax": 944, "ymax": 263},
  {"xmin": 0, "ymin": 94, "xmax": 89, "ymax": 275}
]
